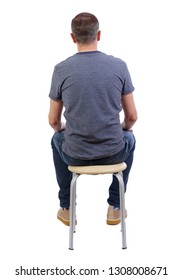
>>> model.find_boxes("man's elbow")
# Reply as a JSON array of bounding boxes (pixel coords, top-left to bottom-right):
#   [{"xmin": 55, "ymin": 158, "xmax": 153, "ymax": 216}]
[
  {"xmin": 48, "ymin": 116, "xmax": 59, "ymax": 128},
  {"xmin": 128, "ymin": 112, "xmax": 138, "ymax": 123},
  {"xmin": 49, "ymin": 120, "xmax": 56, "ymax": 127}
]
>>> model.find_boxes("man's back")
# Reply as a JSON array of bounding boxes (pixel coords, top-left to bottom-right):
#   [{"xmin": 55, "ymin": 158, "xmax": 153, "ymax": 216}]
[{"xmin": 49, "ymin": 51, "xmax": 134, "ymax": 160}]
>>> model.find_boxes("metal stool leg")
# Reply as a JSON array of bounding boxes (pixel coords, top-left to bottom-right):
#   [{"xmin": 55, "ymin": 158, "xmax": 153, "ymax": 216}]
[
  {"xmin": 114, "ymin": 172, "xmax": 127, "ymax": 249},
  {"xmin": 69, "ymin": 173, "xmax": 79, "ymax": 250}
]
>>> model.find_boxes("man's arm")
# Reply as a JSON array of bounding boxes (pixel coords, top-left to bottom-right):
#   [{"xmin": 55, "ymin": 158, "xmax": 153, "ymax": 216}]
[
  {"xmin": 121, "ymin": 93, "xmax": 138, "ymax": 131},
  {"xmin": 48, "ymin": 99, "xmax": 65, "ymax": 132}
]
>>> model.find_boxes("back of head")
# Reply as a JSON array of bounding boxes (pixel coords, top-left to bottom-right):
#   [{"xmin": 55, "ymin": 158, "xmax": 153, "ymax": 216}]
[{"xmin": 71, "ymin": 12, "xmax": 99, "ymax": 44}]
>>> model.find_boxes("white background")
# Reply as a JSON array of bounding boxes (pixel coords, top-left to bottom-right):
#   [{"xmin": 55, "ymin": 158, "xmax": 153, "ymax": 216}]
[{"xmin": 0, "ymin": 0, "xmax": 182, "ymax": 279}]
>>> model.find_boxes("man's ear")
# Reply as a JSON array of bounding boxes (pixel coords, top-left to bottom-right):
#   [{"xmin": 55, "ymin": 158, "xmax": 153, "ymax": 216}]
[
  {"xmin": 70, "ymin": 33, "xmax": 77, "ymax": 43},
  {"xmin": 97, "ymin": 30, "xmax": 101, "ymax": 41}
]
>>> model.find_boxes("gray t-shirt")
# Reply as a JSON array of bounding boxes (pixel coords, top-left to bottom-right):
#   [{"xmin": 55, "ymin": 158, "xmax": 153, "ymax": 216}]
[{"xmin": 49, "ymin": 51, "xmax": 134, "ymax": 160}]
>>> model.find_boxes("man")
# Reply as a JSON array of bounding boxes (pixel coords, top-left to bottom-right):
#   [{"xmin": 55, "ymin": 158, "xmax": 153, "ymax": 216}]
[{"xmin": 48, "ymin": 12, "xmax": 137, "ymax": 226}]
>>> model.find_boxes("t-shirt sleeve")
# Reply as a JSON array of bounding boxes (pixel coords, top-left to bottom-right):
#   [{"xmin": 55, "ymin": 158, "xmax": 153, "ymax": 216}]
[
  {"xmin": 48, "ymin": 67, "xmax": 62, "ymax": 100},
  {"xmin": 122, "ymin": 63, "xmax": 135, "ymax": 95}
]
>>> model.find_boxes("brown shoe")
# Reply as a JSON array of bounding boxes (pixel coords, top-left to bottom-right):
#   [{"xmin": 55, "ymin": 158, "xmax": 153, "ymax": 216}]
[
  {"xmin": 106, "ymin": 205, "xmax": 127, "ymax": 225},
  {"xmin": 57, "ymin": 208, "xmax": 77, "ymax": 226},
  {"xmin": 57, "ymin": 208, "xmax": 70, "ymax": 226}
]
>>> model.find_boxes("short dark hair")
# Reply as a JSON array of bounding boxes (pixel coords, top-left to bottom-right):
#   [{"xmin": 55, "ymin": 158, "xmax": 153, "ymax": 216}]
[{"xmin": 71, "ymin": 12, "xmax": 99, "ymax": 44}]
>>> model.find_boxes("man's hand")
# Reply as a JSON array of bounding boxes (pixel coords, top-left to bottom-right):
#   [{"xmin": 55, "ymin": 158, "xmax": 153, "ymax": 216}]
[
  {"xmin": 121, "ymin": 122, "xmax": 133, "ymax": 132},
  {"xmin": 52, "ymin": 122, "xmax": 66, "ymax": 132},
  {"xmin": 59, "ymin": 122, "xmax": 66, "ymax": 131}
]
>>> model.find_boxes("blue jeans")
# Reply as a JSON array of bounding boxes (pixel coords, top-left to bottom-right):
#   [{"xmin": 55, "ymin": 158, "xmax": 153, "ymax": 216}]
[{"xmin": 51, "ymin": 131, "xmax": 136, "ymax": 208}]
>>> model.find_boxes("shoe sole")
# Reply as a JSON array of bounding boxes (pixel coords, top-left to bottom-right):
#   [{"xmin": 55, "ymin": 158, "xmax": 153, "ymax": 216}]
[
  {"xmin": 106, "ymin": 212, "xmax": 127, "ymax": 225},
  {"xmin": 106, "ymin": 219, "xmax": 121, "ymax": 225},
  {"xmin": 57, "ymin": 215, "xmax": 77, "ymax": 226},
  {"xmin": 57, "ymin": 215, "xmax": 70, "ymax": 226}
]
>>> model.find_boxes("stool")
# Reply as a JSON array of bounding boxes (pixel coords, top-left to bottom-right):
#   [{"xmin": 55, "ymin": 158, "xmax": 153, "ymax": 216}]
[{"xmin": 68, "ymin": 162, "xmax": 127, "ymax": 250}]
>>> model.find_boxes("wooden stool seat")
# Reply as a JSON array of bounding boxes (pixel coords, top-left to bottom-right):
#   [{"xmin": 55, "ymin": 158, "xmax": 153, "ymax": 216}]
[{"xmin": 68, "ymin": 162, "xmax": 127, "ymax": 175}]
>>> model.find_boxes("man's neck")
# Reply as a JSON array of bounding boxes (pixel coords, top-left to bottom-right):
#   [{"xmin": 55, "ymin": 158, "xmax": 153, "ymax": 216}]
[{"xmin": 77, "ymin": 42, "xmax": 98, "ymax": 52}]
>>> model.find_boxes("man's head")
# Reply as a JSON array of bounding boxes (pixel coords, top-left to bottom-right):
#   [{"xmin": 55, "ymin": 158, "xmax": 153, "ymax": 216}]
[{"xmin": 71, "ymin": 12, "xmax": 100, "ymax": 44}]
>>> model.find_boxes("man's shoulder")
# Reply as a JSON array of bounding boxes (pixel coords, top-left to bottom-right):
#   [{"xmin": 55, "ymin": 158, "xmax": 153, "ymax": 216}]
[
  {"xmin": 99, "ymin": 51, "xmax": 126, "ymax": 65},
  {"xmin": 55, "ymin": 54, "xmax": 77, "ymax": 68},
  {"xmin": 108, "ymin": 53, "xmax": 126, "ymax": 64},
  {"xmin": 97, "ymin": 52, "xmax": 126, "ymax": 72}
]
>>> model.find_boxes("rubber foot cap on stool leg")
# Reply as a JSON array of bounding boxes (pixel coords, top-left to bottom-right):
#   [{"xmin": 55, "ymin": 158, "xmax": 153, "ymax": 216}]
[
  {"xmin": 69, "ymin": 248, "xmax": 74, "ymax": 250},
  {"xmin": 122, "ymin": 247, "xmax": 127, "ymax": 250}
]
